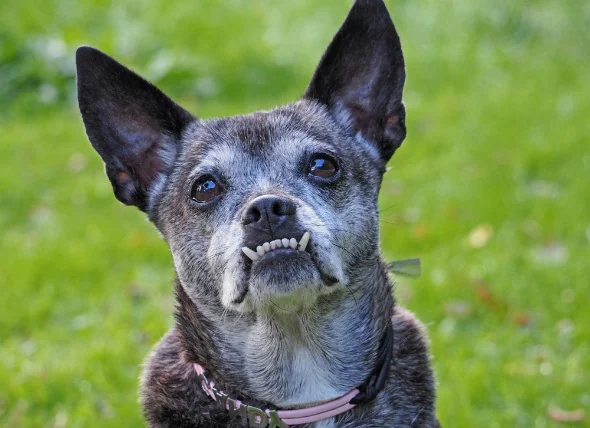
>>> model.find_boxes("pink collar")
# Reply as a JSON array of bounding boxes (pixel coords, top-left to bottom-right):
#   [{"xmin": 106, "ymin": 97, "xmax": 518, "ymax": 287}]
[
  {"xmin": 195, "ymin": 363, "xmax": 358, "ymax": 426},
  {"xmin": 193, "ymin": 324, "xmax": 393, "ymax": 427}
]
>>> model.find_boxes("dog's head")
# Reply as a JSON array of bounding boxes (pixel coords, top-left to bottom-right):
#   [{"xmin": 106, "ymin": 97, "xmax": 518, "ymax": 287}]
[{"xmin": 77, "ymin": 0, "xmax": 406, "ymax": 314}]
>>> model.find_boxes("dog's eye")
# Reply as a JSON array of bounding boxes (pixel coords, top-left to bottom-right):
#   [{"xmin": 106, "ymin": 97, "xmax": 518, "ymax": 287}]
[
  {"xmin": 191, "ymin": 176, "xmax": 222, "ymax": 203},
  {"xmin": 308, "ymin": 154, "xmax": 339, "ymax": 179}
]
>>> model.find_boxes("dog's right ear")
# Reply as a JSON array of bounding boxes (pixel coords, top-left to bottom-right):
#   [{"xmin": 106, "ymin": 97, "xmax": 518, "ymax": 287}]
[{"xmin": 76, "ymin": 46, "xmax": 195, "ymax": 212}]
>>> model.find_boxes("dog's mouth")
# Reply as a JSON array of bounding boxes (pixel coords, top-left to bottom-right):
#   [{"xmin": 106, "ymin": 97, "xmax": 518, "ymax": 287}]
[
  {"xmin": 232, "ymin": 231, "xmax": 339, "ymax": 307},
  {"xmin": 240, "ymin": 231, "xmax": 338, "ymax": 284},
  {"xmin": 241, "ymin": 231, "xmax": 310, "ymax": 262}
]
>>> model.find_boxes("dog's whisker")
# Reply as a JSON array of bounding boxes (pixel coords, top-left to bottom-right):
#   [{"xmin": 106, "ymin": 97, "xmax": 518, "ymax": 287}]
[
  {"xmin": 327, "ymin": 239, "xmax": 356, "ymax": 259},
  {"xmin": 378, "ymin": 201, "xmax": 404, "ymax": 214},
  {"xmin": 379, "ymin": 219, "xmax": 403, "ymax": 227},
  {"xmin": 269, "ymin": 299, "xmax": 295, "ymax": 315},
  {"xmin": 344, "ymin": 283, "xmax": 361, "ymax": 312},
  {"xmin": 411, "ymin": 405, "xmax": 426, "ymax": 425}
]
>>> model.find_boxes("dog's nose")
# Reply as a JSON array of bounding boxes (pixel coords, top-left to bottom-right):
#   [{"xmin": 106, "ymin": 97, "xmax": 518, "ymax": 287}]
[{"xmin": 241, "ymin": 195, "xmax": 296, "ymax": 228}]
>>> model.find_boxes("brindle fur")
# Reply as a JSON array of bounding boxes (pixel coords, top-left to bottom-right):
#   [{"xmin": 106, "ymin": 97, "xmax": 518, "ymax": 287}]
[{"xmin": 76, "ymin": 0, "xmax": 439, "ymax": 426}]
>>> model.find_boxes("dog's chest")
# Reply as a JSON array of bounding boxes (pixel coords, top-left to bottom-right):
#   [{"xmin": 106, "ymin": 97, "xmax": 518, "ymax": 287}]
[
  {"xmin": 282, "ymin": 347, "xmax": 341, "ymax": 406},
  {"xmin": 245, "ymin": 340, "xmax": 344, "ymax": 411}
]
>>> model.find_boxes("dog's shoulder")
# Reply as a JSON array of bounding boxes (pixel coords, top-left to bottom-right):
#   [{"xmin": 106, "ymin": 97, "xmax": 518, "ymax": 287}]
[
  {"xmin": 140, "ymin": 328, "xmax": 199, "ymax": 427},
  {"xmin": 391, "ymin": 305, "xmax": 431, "ymax": 356},
  {"xmin": 140, "ymin": 329, "xmax": 239, "ymax": 428},
  {"xmin": 386, "ymin": 306, "xmax": 439, "ymax": 427}
]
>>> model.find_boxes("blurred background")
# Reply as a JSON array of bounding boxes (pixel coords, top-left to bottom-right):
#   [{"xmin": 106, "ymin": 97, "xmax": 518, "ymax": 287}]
[{"xmin": 1, "ymin": 0, "xmax": 589, "ymax": 426}]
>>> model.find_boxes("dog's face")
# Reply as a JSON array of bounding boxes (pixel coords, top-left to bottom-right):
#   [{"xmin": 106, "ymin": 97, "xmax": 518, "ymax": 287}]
[
  {"xmin": 77, "ymin": 0, "xmax": 406, "ymax": 314},
  {"xmin": 157, "ymin": 103, "xmax": 388, "ymax": 313}
]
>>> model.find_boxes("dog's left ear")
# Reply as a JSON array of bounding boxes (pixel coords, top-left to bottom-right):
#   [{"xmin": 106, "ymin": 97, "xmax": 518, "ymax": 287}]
[{"xmin": 305, "ymin": 0, "xmax": 406, "ymax": 163}]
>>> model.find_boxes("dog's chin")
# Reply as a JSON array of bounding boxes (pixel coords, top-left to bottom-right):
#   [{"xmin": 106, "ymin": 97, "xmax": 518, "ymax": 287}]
[
  {"xmin": 249, "ymin": 250, "xmax": 320, "ymax": 310},
  {"xmin": 239, "ymin": 248, "xmax": 337, "ymax": 313},
  {"xmin": 220, "ymin": 242, "xmax": 347, "ymax": 314}
]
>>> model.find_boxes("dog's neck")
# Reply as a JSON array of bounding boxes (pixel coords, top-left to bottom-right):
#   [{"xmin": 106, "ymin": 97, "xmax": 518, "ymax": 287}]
[{"xmin": 176, "ymin": 259, "xmax": 394, "ymax": 407}]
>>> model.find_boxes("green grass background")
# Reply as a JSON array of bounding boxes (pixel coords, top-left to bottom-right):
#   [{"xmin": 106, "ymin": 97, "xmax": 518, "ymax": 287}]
[{"xmin": 1, "ymin": 0, "xmax": 589, "ymax": 426}]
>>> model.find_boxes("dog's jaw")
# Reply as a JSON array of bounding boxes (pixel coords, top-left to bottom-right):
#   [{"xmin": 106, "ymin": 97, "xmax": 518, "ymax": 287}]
[{"xmin": 219, "ymin": 239, "xmax": 347, "ymax": 314}]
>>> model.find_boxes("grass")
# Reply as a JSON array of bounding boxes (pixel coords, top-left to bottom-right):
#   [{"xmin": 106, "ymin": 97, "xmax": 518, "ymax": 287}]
[{"xmin": 1, "ymin": 0, "xmax": 589, "ymax": 426}]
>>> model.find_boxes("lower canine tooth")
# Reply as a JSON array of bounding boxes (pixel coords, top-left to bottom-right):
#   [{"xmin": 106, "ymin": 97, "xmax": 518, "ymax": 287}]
[
  {"xmin": 256, "ymin": 246, "xmax": 265, "ymax": 256},
  {"xmin": 298, "ymin": 232, "xmax": 310, "ymax": 251},
  {"xmin": 242, "ymin": 247, "xmax": 259, "ymax": 261},
  {"xmin": 281, "ymin": 238, "xmax": 289, "ymax": 248},
  {"xmin": 289, "ymin": 238, "xmax": 297, "ymax": 249}
]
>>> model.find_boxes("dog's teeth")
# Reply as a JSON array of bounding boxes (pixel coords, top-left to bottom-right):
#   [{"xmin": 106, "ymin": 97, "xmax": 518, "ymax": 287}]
[
  {"xmin": 298, "ymin": 231, "xmax": 310, "ymax": 251},
  {"xmin": 242, "ymin": 247, "xmax": 259, "ymax": 261},
  {"xmin": 243, "ymin": 235, "xmax": 309, "ymax": 261}
]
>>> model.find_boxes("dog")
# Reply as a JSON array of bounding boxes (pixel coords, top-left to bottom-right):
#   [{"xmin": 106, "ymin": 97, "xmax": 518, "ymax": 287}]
[{"xmin": 76, "ymin": 0, "xmax": 438, "ymax": 426}]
